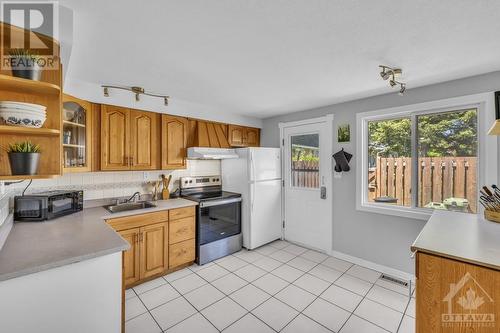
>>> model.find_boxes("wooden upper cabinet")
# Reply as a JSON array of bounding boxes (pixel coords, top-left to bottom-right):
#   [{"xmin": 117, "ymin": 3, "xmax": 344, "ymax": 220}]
[
  {"xmin": 245, "ymin": 127, "xmax": 260, "ymax": 147},
  {"xmin": 140, "ymin": 222, "xmax": 168, "ymax": 279},
  {"xmin": 161, "ymin": 115, "xmax": 188, "ymax": 169},
  {"xmin": 130, "ymin": 110, "xmax": 159, "ymax": 170},
  {"xmin": 228, "ymin": 125, "xmax": 244, "ymax": 146},
  {"xmin": 62, "ymin": 94, "xmax": 93, "ymax": 173},
  {"xmin": 228, "ymin": 125, "xmax": 260, "ymax": 147},
  {"xmin": 101, "ymin": 105, "xmax": 130, "ymax": 170},
  {"xmin": 100, "ymin": 106, "xmax": 159, "ymax": 171}
]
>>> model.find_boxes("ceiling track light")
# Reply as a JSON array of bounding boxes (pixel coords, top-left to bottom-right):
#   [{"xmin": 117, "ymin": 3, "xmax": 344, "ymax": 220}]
[
  {"xmin": 101, "ymin": 85, "xmax": 170, "ymax": 106},
  {"xmin": 379, "ymin": 65, "xmax": 406, "ymax": 95}
]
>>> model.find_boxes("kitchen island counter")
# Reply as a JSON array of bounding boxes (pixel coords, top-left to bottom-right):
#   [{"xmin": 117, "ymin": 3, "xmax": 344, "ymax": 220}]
[{"xmin": 411, "ymin": 210, "xmax": 500, "ymax": 271}]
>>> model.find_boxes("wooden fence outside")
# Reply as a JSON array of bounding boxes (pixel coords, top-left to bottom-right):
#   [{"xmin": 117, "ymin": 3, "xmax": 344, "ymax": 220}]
[
  {"xmin": 368, "ymin": 156, "xmax": 477, "ymax": 213},
  {"xmin": 291, "ymin": 161, "xmax": 319, "ymax": 188}
]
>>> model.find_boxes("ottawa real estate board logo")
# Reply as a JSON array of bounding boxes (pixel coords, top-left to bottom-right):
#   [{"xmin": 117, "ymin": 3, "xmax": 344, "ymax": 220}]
[
  {"xmin": 442, "ymin": 272, "xmax": 495, "ymax": 328},
  {"xmin": 0, "ymin": 1, "xmax": 59, "ymax": 71}
]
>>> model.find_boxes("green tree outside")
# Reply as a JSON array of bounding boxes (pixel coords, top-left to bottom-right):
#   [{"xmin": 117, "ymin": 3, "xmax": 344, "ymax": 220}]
[{"xmin": 368, "ymin": 109, "xmax": 477, "ymax": 160}]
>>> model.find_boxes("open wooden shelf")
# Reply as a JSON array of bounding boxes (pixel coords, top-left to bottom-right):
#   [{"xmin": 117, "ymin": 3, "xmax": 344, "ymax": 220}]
[
  {"xmin": 0, "ymin": 125, "xmax": 60, "ymax": 136},
  {"xmin": 0, "ymin": 174, "xmax": 59, "ymax": 180},
  {"xmin": 0, "ymin": 74, "xmax": 60, "ymax": 95}
]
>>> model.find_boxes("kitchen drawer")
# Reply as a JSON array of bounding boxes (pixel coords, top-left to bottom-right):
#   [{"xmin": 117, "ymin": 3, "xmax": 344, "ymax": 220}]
[
  {"xmin": 169, "ymin": 216, "xmax": 195, "ymax": 244},
  {"xmin": 169, "ymin": 238, "xmax": 195, "ymax": 269},
  {"xmin": 169, "ymin": 206, "xmax": 195, "ymax": 220},
  {"xmin": 107, "ymin": 210, "xmax": 169, "ymax": 231}
]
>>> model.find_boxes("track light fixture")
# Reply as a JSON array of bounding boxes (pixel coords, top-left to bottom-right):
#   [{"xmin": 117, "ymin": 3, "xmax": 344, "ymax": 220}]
[
  {"xmin": 379, "ymin": 65, "xmax": 406, "ymax": 95},
  {"xmin": 101, "ymin": 85, "xmax": 170, "ymax": 106},
  {"xmin": 399, "ymin": 83, "xmax": 406, "ymax": 95}
]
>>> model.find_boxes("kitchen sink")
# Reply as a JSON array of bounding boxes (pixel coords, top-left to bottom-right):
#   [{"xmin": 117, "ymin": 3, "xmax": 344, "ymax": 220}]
[{"xmin": 104, "ymin": 201, "xmax": 156, "ymax": 213}]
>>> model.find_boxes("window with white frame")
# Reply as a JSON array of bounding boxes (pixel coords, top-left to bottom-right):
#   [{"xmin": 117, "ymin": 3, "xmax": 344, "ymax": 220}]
[{"xmin": 355, "ymin": 93, "xmax": 498, "ymax": 220}]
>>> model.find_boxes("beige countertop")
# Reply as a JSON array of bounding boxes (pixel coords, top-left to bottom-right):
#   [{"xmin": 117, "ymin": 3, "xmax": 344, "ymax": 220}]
[
  {"xmin": 0, "ymin": 198, "xmax": 197, "ymax": 282},
  {"xmin": 411, "ymin": 210, "xmax": 500, "ymax": 270}
]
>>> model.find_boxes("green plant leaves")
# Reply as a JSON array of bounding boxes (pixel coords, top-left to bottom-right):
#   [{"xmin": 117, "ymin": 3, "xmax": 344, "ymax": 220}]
[{"xmin": 7, "ymin": 140, "xmax": 41, "ymax": 153}]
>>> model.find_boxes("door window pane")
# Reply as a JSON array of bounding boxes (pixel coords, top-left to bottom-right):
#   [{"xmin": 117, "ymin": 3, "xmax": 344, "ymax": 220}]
[
  {"xmin": 367, "ymin": 117, "xmax": 412, "ymax": 206},
  {"xmin": 291, "ymin": 134, "xmax": 319, "ymax": 188},
  {"xmin": 417, "ymin": 109, "xmax": 478, "ymax": 213}
]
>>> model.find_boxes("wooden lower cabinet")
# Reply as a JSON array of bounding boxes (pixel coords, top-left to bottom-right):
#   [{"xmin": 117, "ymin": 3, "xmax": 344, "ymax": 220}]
[
  {"xmin": 140, "ymin": 222, "xmax": 168, "ymax": 279},
  {"xmin": 108, "ymin": 207, "xmax": 196, "ymax": 289},
  {"xmin": 169, "ymin": 239, "xmax": 195, "ymax": 269},
  {"xmin": 169, "ymin": 207, "xmax": 196, "ymax": 269},
  {"xmin": 169, "ymin": 217, "xmax": 196, "ymax": 244},
  {"xmin": 416, "ymin": 252, "xmax": 500, "ymax": 333},
  {"xmin": 119, "ymin": 227, "xmax": 141, "ymax": 287}
]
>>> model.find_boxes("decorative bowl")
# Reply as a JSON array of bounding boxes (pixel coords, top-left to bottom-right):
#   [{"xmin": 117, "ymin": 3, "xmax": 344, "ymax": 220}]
[
  {"xmin": 0, "ymin": 101, "xmax": 46, "ymax": 112},
  {"xmin": 0, "ymin": 108, "xmax": 46, "ymax": 128}
]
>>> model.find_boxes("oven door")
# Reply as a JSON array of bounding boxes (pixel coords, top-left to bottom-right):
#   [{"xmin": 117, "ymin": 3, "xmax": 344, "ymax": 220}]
[{"xmin": 198, "ymin": 198, "xmax": 241, "ymax": 245}]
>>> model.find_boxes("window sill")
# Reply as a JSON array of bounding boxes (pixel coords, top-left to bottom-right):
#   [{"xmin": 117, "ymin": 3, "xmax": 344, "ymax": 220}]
[{"xmin": 356, "ymin": 202, "xmax": 432, "ymax": 221}]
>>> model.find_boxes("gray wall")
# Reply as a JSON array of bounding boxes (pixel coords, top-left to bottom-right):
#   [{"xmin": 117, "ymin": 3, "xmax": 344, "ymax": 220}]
[{"xmin": 261, "ymin": 71, "xmax": 500, "ymax": 274}]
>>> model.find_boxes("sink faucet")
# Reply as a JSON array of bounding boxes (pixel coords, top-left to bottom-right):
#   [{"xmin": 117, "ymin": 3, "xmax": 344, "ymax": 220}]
[{"xmin": 126, "ymin": 192, "xmax": 141, "ymax": 203}]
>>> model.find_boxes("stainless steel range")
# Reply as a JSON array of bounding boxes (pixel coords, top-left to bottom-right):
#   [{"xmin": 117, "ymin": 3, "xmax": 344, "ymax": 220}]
[{"xmin": 180, "ymin": 176, "xmax": 242, "ymax": 265}]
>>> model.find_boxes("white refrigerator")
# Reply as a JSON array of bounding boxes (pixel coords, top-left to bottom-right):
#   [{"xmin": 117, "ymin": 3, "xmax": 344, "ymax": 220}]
[{"xmin": 221, "ymin": 147, "xmax": 282, "ymax": 250}]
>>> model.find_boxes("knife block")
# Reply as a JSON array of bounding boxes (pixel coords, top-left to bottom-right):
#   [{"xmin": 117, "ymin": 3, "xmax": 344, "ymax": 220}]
[{"xmin": 484, "ymin": 209, "xmax": 500, "ymax": 223}]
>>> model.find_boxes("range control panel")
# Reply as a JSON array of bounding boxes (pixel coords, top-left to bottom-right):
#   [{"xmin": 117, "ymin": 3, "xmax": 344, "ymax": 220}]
[{"xmin": 180, "ymin": 176, "xmax": 222, "ymax": 189}]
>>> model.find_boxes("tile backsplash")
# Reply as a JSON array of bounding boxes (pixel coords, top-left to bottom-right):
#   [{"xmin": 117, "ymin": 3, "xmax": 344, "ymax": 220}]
[{"xmin": 3, "ymin": 160, "xmax": 220, "ymax": 201}]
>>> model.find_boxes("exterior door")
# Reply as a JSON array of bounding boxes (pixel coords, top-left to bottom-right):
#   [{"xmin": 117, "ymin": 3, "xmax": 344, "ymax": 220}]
[
  {"xmin": 162, "ymin": 115, "xmax": 188, "ymax": 169},
  {"xmin": 130, "ymin": 110, "xmax": 159, "ymax": 170},
  {"xmin": 119, "ymin": 228, "xmax": 140, "ymax": 287},
  {"xmin": 101, "ymin": 105, "xmax": 130, "ymax": 170},
  {"xmin": 281, "ymin": 116, "xmax": 333, "ymax": 253},
  {"xmin": 140, "ymin": 222, "xmax": 168, "ymax": 279}
]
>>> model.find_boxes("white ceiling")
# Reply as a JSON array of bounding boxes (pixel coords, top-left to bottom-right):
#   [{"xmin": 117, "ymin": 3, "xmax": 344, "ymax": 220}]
[{"xmin": 61, "ymin": 0, "xmax": 500, "ymax": 119}]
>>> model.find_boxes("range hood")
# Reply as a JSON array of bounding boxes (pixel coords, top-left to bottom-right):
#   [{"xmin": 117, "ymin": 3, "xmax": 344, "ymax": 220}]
[{"xmin": 187, "ymin": 147, "xmax": 238, "ymax": 160}]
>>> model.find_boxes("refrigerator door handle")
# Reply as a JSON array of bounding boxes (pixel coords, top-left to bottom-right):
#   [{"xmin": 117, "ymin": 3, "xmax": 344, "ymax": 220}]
[
  {"xmin": 251, "ymin": 183, "xmax": 255, "ymax": 212},
  {"xmin": 250, "ymin": 153, "xmax": 255, "ymax": 182}
]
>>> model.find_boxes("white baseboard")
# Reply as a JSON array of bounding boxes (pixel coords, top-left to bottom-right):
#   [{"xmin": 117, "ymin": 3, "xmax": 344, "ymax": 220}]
[{"xmin": 330, "ymin": 250, "xmax": 415, "ymax": 283}]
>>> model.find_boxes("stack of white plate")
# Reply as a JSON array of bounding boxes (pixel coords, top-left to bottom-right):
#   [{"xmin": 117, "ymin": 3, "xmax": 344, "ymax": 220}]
[{"xmin": 0, "ymin": 101, "xmax": 47, "ymax": 128}]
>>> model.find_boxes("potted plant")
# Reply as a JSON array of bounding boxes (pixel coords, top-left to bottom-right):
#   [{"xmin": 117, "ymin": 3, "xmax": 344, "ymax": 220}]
[
  {"xmin": 3, "ymin": 141, "xmax": 41, "ymax": 175},
  {"xmin": 8, "ymin": 49, "xmax": 42, "ymax": 81}
]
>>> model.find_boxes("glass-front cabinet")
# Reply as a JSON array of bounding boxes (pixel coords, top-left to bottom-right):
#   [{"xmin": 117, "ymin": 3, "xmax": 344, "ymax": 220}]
[{"xmin": 62, "ymin": 94, "xmax": 92, "ymax": 172}]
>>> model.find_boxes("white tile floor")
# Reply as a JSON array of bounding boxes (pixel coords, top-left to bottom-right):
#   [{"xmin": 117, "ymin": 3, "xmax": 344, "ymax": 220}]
[{"xmin": 125, "ymin": 240, "xmax": 415, "ymax": 333}]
